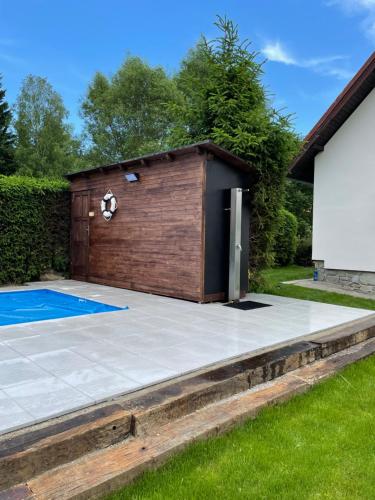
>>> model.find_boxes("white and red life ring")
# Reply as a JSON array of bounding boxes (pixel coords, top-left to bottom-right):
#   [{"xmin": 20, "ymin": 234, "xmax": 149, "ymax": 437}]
[{"xmin": 100, "ymin": 190, "xmax": 117, "ymax": 221}]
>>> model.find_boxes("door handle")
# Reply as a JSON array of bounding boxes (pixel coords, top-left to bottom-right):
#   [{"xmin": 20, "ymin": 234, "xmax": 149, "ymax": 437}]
[{"xmin": 236, "ymin": 243, "xmax": 242, "ymax": 251}]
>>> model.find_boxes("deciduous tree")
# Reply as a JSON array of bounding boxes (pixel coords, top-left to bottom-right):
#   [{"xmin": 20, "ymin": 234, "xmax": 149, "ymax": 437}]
[
  {"xmin": 14, "ymin": 75, "xmax": 80, "ymax": 178},
  {"xmin": 81, "ymin": 57, "xmax": 183, "ymax": 164}
]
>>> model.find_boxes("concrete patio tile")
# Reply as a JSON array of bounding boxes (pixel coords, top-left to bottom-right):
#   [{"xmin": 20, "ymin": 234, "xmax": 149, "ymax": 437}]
[
  {"xmin": 118, "ymin": 331, "xmax": 187, "ymax": 355},
  {"xmin": 77, "ymin": 315, "xmax": 138, "ymax": 330},
  {"xmin": 186, "ymin": 337, "xmax": 259, "ymax": 360},
  {"xmin": 29, "ymin": 349, "xmax": 96, "ymax": 374},
  {"xmin": 160, "ymin": 325, "xmax": 222, "ymax": 341},
  {"xmin": 70, "ymin": 340, "xmax": 131, "ymax": 362},
  {"xmin": 128, "ymin": 321, "xmax": 168, "ymax": 334},
  {"xmin": 25, "ymin": 320, "xmax": 78, "ymax": 335},
  {"xmin": 244, "ymin": 309, "xmax": 303, "ymax": 323},
  {"xmin": 78, "ymin": 331, "xmax": 130, "ymax": 348},
  {"xmin": 143, "ymin": 344, "xmax": 218, "ymax": 373},
  {"xmin": 137, "ymin": 317, "xmax": 179, "ymax": 329},
  {"xmin": 99, "ymin": 351, "xmax": 178, "ymax": 384},
  {"xmin": 49, "ymin": 315, "xmax": 105, "ymax": 329},
  {"xmin": 52, "ymin": 332, "xmax": 96, "ymax": 346},
  {"xmin": 4, "ymin": 332, "xmax": 86, "ymax": 356},
  {"xmin": 0, "ymin": 390, "xmax": 34, "ymax": 434},
  {"xmin": 131, "ymin": 367, "xmax": 177, "ymax": 386},
  {"xmin": 57, "ymin": 365, "xmax": 140, "ymax": 402},
  {"xmin": 111, "ymin": 365, "xmax": 177, "ymax": 386},
  {"xmin": 0, "ymin": 358, "xmax": 51, "ymax": 389},
  {"xmin": 201, "ymin": 319, "xmax": 292, "ymax": 340},
  {"xmin": 0, "ymin": 325, "xmax": 36, "ymax": 342},
  {"xmin": 3, "ymin": 377, "xmax": 93, "ymax": 420},
  {"xmin": 95, "ymin": 349, "xmax": 148, "ymax": 367},
  {"xmin": 56, "ymin": 365, "xmax": 116, "ymax": 385},
  {"xmin": 246, "ymin": 294, "xmax": 298, "ymax": 305},
  {"xmin": 0, "ymin": 343, "xmax": 23, "ymax": 362},
  {"xmin": 78, "ymin": 324, "xmax": 150, "ymax": 342}
]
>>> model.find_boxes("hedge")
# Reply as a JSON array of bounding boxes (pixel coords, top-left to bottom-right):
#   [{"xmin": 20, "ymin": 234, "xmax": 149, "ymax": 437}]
[
  {"xmin": 0, "ymin": 175, "xmax": 70, "ymax": 284},
  {"xmin": 274, "ymin": 208, "xmax": 298, "ymax": 266}
]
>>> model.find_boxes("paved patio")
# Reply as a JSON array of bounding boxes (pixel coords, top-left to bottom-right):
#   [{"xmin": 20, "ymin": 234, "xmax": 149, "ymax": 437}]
[{"xmin": 0, "ymin": 280, "xmax": 373, "ymax": 435}]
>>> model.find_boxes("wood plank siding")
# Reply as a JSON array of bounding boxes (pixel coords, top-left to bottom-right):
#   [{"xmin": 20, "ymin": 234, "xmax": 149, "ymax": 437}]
[{"xmin": 70, "ymin": 152, "xmax": 206, "ymax": 301}]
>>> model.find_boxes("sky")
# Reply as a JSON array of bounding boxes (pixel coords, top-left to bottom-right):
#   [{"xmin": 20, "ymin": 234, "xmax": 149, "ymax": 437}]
[{"xmin": 0, "ymin": 0, "xmax": 374, "ymax": 137}]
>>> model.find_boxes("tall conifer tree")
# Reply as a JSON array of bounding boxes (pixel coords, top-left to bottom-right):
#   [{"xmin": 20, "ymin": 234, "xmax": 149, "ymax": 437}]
[{"xmin": 0, "ymin": 75, "xmax": 16, "ymax": 175}]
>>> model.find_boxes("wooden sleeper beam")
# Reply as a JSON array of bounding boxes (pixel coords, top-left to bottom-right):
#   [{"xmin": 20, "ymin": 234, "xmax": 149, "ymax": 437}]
[{"xmin": 15, "ymin": 337, "xmax": 375, "ymax": 500}]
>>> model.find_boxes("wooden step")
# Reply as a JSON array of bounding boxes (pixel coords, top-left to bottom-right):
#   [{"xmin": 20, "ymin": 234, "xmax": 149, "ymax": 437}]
[
  {"xmin": 0, "ymin": 405, "xmax": 132, "ymax": 491},
  {"xmin": 122, "ymin": 315, "xmax": 375, "ymax": 438},
  {"xmin": 125, "ymin": 340, "xmax": 321, "ymax": 437},
  {"xmin": 6, "ymin": 336, "xmax": 375, "ymax": 500}
]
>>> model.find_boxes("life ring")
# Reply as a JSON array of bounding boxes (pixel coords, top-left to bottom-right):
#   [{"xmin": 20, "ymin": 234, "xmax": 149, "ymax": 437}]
[{"xmin": 100, "ymin": 190, "xmax": 117, "ymax": 221}]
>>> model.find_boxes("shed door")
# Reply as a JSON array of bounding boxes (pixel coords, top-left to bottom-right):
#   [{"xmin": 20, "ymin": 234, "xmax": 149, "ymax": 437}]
[{"xmin": 71, "ymin": 191, "xmax": 90, "ymax": 279}]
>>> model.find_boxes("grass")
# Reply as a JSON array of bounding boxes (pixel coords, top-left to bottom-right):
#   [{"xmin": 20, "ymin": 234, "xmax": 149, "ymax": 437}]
[
  {"xmin": 108, "ymin": 266, "xmax": 375, "ymax": 500},
  {"xmin": 108, "ymin": 356, "xmax": 375, "ymax": 500},
  {"xmin": 261, "ymin": 265, "xmax": 375, "ymax": 311}
]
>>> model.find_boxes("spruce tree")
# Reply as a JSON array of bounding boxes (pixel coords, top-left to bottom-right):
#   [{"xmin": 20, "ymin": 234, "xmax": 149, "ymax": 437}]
[
  {"xmin": 170, "ymin": 17, "xmax": 301, "ymax": 287},
  {"xmin": 0, "ymin": 75, "xmax": 16, "ymax": 175}
]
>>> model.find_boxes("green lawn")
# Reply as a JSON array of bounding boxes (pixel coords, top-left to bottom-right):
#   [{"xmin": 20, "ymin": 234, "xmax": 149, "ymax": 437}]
[
  {"xmin": 261, "ymin": 265, "xmax": 375, "ymax": 311},
  {"xmin": 108, "ymin": 266, "xmax": 375, "ymax": 500},
  {"xmin": 109, "ymin": 356, "xmax": 375, "ymax": 500}
]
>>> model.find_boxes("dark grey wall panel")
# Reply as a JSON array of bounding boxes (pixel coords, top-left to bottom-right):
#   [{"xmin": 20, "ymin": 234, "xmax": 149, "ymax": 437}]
[{"xmin": 204, "ymin": 158, "xmax": 251, "ymax": 298}]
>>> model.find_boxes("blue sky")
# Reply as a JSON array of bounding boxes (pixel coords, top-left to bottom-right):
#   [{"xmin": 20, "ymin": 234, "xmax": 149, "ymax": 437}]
[{"xmin": 1, "ymin": 0, "xmax": 374, "ymax": 137}]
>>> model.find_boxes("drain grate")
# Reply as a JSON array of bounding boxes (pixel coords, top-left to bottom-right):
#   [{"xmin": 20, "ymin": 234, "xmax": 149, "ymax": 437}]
[{"xmin": 224, "ymin": 300, "xmax": 272, "ymax": 310}]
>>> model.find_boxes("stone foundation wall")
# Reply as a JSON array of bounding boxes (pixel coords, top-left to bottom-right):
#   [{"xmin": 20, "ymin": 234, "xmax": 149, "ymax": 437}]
[{"xmin": 314, "ymin": 260, "xmax": 375, "ymax": 294}]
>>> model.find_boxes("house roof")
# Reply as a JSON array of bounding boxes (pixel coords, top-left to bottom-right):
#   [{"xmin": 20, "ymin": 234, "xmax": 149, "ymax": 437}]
[
  {"xmin": 66, "ymin": 141, "xmax": 255, "ymax": 179},
  {"xmin": 289, "ymin": 51, "xmax": 375, "ymax": 183}
]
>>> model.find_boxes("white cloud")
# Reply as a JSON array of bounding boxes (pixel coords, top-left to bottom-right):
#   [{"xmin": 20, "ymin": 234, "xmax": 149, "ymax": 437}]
[
  {"xmin": 0, "ymin": 38, "xmax": 24, "ymax": 65},
  {"xmin": 261, "ymin": 41, "xmax": 353, "ymax": 80},
  {"xmin": 0, "ymin": 52, "xmax": 24, "ymax": 65},
  {"xmin": 328, "ymin": 0, "xmax": 375, "ymax": 42},
  {"xmin": 262, "ymin": 42, "xmax": 296, "ymax": 65},
  {"xmin": 328, "ymin": 0, "xmax": 375, "ymax": 11}
]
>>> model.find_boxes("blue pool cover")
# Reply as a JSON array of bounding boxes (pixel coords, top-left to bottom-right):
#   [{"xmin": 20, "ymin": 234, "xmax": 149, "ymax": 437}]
[{"xmin": 0, "ymin": 289, "xmax": 127, "ymax": 326}]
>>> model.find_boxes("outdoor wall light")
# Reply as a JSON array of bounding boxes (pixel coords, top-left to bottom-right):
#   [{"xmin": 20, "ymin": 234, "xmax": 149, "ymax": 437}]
[{"xmin": 125, "ymin": 173, "xmax": 140, "ymax": 182}]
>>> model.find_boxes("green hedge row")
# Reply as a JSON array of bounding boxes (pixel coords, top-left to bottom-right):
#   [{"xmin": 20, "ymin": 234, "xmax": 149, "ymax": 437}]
[{"xmin": 0, "ymin": 175, "xmax": 70, "ymax": 284}]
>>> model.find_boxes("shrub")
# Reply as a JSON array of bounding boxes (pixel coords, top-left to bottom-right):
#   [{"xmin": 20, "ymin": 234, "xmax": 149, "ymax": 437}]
[
  {"xmin": 295, "ymin": 236, "xmax": 313, "ymax": 266},
  {"xmin": 284, "ymin": 179, "xmax": 313, "ymax": 241},
  {"xmin": 0, "ymin": 175, "xmax": 70, "ymax": 284},
  {"xmin": 274, "ymin": 209, "xmax": 298, "ymax": 266}
]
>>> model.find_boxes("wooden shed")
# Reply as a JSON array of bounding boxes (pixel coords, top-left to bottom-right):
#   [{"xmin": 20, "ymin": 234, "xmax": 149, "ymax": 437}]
[{"xmin": 67, "ymin": 141, "xmax": 255, "ymax": 302}]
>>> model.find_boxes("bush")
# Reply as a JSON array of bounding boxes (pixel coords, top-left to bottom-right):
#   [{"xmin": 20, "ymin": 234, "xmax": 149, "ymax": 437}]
[
  {"xmin": 274, "ymin": 209, "xmax": 298, "ymax": 266},
  {"xmin": 284, "ymin": 179, "xmax": 313, "ymax": 241},
  {"xmin": 295, "ymin": 236, "xmax": 312, "ymax": 266},
  {"xmin": 0, "ymin": 175, "xmax": 70, "ymax": 284}
]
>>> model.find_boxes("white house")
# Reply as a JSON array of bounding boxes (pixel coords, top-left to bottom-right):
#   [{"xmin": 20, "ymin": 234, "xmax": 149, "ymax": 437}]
[{"xmin": 290, "ymin": 51, "xmax": 375, "ymax": 293}]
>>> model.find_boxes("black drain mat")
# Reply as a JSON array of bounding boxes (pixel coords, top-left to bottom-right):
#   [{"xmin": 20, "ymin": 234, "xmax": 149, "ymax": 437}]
[{"xmin": 224, "ymin": 300, "xmax": 272, "ymax": 310}]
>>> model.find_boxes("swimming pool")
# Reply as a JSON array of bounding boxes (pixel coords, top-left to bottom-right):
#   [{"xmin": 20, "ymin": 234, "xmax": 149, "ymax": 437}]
[{"xmin": 0, "ymin": 289, "xmax": 127, "ymax": 326}]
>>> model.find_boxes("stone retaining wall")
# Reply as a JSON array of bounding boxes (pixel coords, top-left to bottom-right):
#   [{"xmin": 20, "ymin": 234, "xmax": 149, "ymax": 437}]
[{"xmin": 314, "ymin": 260, "xmax": 375, "ymax": 294}]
